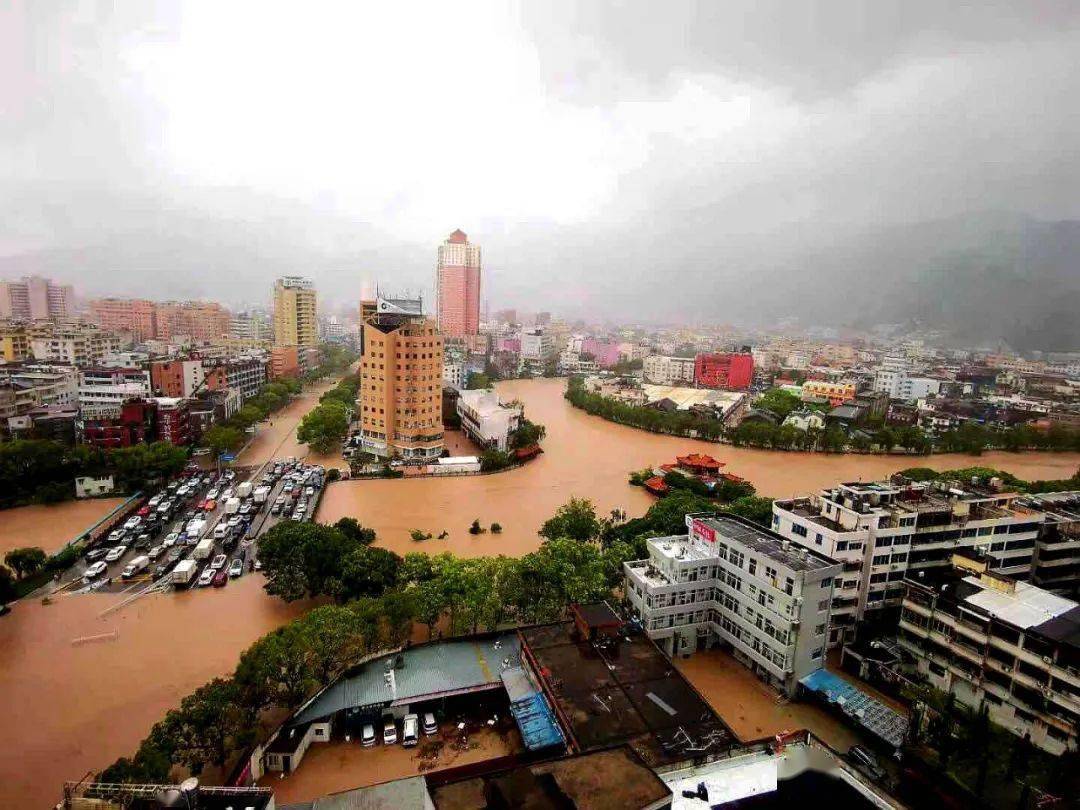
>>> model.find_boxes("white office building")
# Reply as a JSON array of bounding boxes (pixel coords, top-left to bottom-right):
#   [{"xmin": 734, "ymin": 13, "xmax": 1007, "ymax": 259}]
[
  {"xmin": 78, "ymin": 367, "xmax": 152, "ymax": 418},
  {"xmin": 773, "ymin": 478, "xmax": 1046, "ymax": 647},
  {"xmin": 643, "ymin": 354, "xmax": 696, "ymax": 386},
  {"xmin": 624, "ymin": 513, "xmax": 841, "ymax": 696},
  {"xmin": 456, "ymin": 388, "xmax": 523, "ymax": 452}
]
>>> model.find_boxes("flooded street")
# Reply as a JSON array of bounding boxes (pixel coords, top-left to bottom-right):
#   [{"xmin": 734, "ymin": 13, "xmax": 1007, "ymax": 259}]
[
  {"xmin": 318, "ymin": 377, "xmax": 1080, "ymax": 558},
  {"xmin": 236, "ymin": 376, "xmax": 349, "ymax": 469},
  {"xmin": 0, "ymin": 498, "xmax": 126, "ymax": 557}
]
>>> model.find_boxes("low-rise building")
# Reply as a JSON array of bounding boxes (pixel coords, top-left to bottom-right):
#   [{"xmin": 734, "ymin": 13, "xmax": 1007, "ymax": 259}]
[
  {"xmin": 801, "ymin": 380, "xmax": 856, "ymax": 406},
  {"xmin": 30, "ymin": 324, "xmax": 122, "ymax": 367},
  {"xmin": 519, "ymin": 328, "xmax": 554, "ymax": 374},
  {"xmin": 773, "ymin": 478, "xmax": 1046, "ymax": 647},
  {"xmin": 456, "ymin": 388, "xmax": 523, "ymax": 452},
  {"xmin": 77, "ymin": 367, "xmax": 151, "ymax": 419},
  {"xmin": 82, "ymin": 398, "xmax": 156, "ymax": 448},
  {"xmin": 642, "ymin": 354, "xmax": 695, "ymax": 386},
  {"xmin": 154, "ymin": 397, "xmax": 191, "ymax": 445},
  {"xmin": 898, "ymin": 555, "xmax": 1079, "ymax": 754},
  {"xmin": 0, "ymin": 362, "xmax": 79, "ymax": 421},
  {"xmin": 624, "ymin": 513, "xmax": 840, "ymax": 696},
  {"xmin": 150, "ymin": 358, "xmax": 205, "ymax": 398},
  {"xmin": 270, "ymin": 345, "xmax": 300, "ymax": 380},
  {"xmin": 205, "ymin": 355, "xmax": 267, "ymax": 402}
]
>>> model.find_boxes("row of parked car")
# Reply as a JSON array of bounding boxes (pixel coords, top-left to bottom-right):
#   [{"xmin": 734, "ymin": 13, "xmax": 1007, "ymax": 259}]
[
  {"xmin": 80, "ymin": 469, "xmax": 237, "ymax": 587},
  {"xmin": 363, "ymin": 712, "xmax": 438, "ymax": 748},
  {"xmin": 268, "ymin": 460, "xmax": 325, "ymax": 522}
]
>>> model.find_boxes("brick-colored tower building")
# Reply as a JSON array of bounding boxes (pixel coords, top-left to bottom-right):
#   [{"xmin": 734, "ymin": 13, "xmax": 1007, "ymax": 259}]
[
  {"xmin": 435, "ymin": 229, "xmax": 481, "ymax": 338},
  {"xmin": 358, "ymin": 296, "xmax": 443, "ymax": 460}
]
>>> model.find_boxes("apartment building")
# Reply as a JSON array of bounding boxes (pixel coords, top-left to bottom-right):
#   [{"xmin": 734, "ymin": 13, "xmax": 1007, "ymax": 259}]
[
  {"xmin": 0, "ymin": 363, "xmax": 79, "ymax": 424},
  {"xmin": 150, "ymin": 358, "xmax": 206, "ymax": 398},
  {"xmin": 801, "ymin": 380, "xmax": 856, "ymax": 406},
  {"xmin": 273, "ymin": 277, "xmax": 318, "ymax": 348},
  {"xmin": 624, "ymin": 513, "xmax": 841, "ymax": 696},
  {"xmin": 442, "ymin": 357, "xmax": 466, "ymax": 390},
  {"xmin": 205, "ymin": 356, "xmax": 267, "ymax": 402},
  {"xmin": 643, "ymin": 354, "xmax": 696, "ymax": 386},
  {"xmin": 773, "ymin": 478, "xmax": 1046, "ymax": 647},
  {"xmin": 519, "ymin": 328, "xmax": 554, "ymax": 375},
  {"xmin": 89, "ymin": 297, "xmax": 157, "ymax": 341},
  {"xmin": 436, "ymin": 229, "xmax": 482, "ymax": 338},
  {"xmin": 155, "ymin": 301, "xmax": 231, "ymax": 342},
  {"xmin": 77, "ymin": 367, "xmax": 151, "ymax": 419},
  {"xmin": 0, "ymin": 323, "xmax": 32, "ymax": 361},
  {"xmin": 270, "ymin": 346, "xmax": 300, "ymax": 380},
  {"xmin": 154, "ymin": 397, "xmax": 192, "ymax": 445},
  {"xmin": 456, "ymin": 388, "xmax": 522, "ymax": 452},
  {"xmin": 230, "ymin": 310, "xmax": 272, "ymax": 342},
  {"xmin": 0, "ymin": 276, "xmax": 72, "ymax": 320},
  {"xmin": 898, "ymin": 555, "xmax": 1079, "ymax": 754},
  {"xmin": 1018, "ymin": 492, "xmax": 1080, "ymax": 597},
  {"xmin": 358, "ymin": 296, "xmax": 443, "ymax": 459},
  {"xmin": 30, "ymin": 325, "xmax": 121, "ymax": 366}
]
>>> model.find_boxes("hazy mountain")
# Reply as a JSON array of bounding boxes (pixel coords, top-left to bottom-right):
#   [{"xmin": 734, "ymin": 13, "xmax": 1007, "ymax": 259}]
[{"xmin": 756, "ymin": 212, "xmax": 1080, "ymax": 351}]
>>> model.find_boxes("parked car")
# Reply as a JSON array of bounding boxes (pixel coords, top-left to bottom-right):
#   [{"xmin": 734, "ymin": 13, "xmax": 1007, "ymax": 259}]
[
  {"xmin": 382, "ymin": 719, "xmax": 398, "ymax": 745},
  {"xmin": 147, "ymin": 545, "xmax": 165, "ymax": 561},
  {"xmin": 107, "ymin": 529, "xmax": 125, "ymax": 544},
  {"xmin": 212, "ymin": 568, "xmax": 229, "ymax": 587},
  {"xmin": 422, "ymin": 713, "xmax": 437, "ymax": 736},
  {"xmin": 84, "ymin": 547, "xmax": 108, "ymax": 563},
  {"xmin": 83, "ymin": 561, "xmax": 108, "ymax": 582},
  {"xmin": 136, "ymin": 505, "xmax": 151, "ymax": 518},
  {"xmin": 848, "ymin": 746, "xmax": 886, "ymax": 782},
  {"xmin": 253, "ymin": 558, "xmax": 263, "ymax": 572},
  {"xmin": 228, "ymin": 558, "xmax": 244, "ymax": 578},
  {"xmin": 163, "ymin": 532, "xmax": 180, "ymax": 548},
  {"xmin": 166, "ymin": 548, "xmax": 183, "ymax": 564},
  {"xmin": 134, "ymin": 533, "xmax": 152, "ymax": 550},
  {"xmin": 214, "ymin": 524, "xmax": 229, "ymax": 540},
  {"xmin": 402, "ymin": 714, "xmax": 419, "ymax": 747},
  {"xmin": 196, "ymin": 567, "xmax": 215, "ymax": 587},
  {"xmin": 204, "ymin": 499, "xmax": 217, "ymax": 512},
  {"xmin": 152, "ymin": 564, "xmax": 170, "ymax": 580},
  {"xmin": 104, "ymin": 545, "xmax": 127, "ymax": 563},
  {"xmin": 361, "ymin": 723, "xmax": 376, "ymax": 747},
  {"xmin": 270, "ymin": 501, "xmax": 283, "ymax": 516},
  {"xmin": 123, "ymin": 516, "xmax": 141, "ymax": 531}
]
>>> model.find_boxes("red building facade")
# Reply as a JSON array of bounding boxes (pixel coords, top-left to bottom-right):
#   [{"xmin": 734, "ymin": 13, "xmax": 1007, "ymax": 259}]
[
  {"xmin": 694, "ymin": 352, "xmax": 754, "ymax": 390},
  {"xmin": 436, "ymin": 229, "xmax": 481, "ymax": 338}
]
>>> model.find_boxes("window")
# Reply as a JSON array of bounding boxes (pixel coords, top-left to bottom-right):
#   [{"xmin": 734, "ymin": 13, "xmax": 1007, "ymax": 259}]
[
  {"xmin": 815, "ymin": 533, "xmax": 823, "ymax": 546},
  {"xmin": 820, "ymin": 577, "xmax": 833, "ymax": 589},
  {"xmin": 872, "ymin": 554, "xmax": 891, "ymax": 566},
  {"xmin": 875, "ymin": 536, "xmax": 893, "ymax": 548},
  {"xmin": 836, "ymin": 541, "xmax": 848, "ymax": 551},
  {"xmin": 810, "ymin": 647, "xmax": 823, "ymax": 660},
  {"xmin": 791, "ymin": 523, "xmax": 808, "ymax": 537},
  {"xmin": 814, "ymin": 624, "xmax": 826, "ymax": 636},
  {"xmin": 748, "ymin": 559, "xmax": 757, "ymax": 576}
]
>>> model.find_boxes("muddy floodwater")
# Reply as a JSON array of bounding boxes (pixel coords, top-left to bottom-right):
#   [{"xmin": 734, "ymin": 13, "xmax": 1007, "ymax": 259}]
[
  {"xmin": 318, "ymin": 377, "xmax": 1080, "ymax": 558},
  {"xmin": 0, "ymin": 498, "xmax": 127, "ymax": 557},
  {"xmin": 0, "ymin": 578, "xmax": 308, "ymax": 808},
  {"xmin": 2, "ymin": 375, "xmax": 1078, "ymax": 808}
]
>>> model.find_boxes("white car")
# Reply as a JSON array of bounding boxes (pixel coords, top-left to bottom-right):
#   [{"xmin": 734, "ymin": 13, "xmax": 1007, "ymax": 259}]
[
  {"xmin": 107, "ymin": 529, "xmax": 125, "ymax": 544},
  {"xmin": 304, "ymin": 486, "xmax": 315, "ymax": 497},
  {"xmin": 220, "ymin": 488, "xmax": 234, "ymax": 500},
  {"xmin": 383, "ymin": 720, "xmax": 397, "ymax": 745},
  {"xmin": 361, "ymin": 723, "xmax": 376, "ymax": 747},
  {"xmin": 83, "ymin": 561, "xmax": 108, "ymax": 582},
  {"xmin": 228, "ymin": 558, "xmax": 244, "ymax": 578},
  {"xmin": 197, "ymin": 567, "xmax": 215, "ymax": 587},
  {"xmin": 206, "ymin": 488, "xmax": 220, "ymax": 501},
  {"xmin": 148, "ymin": 495, "xmax": 162, "ymax": 508},
  {"xmin": 163, "ymin": 532, "xmax": 180, "ymax": 548},
  {"xmin": 210, "ymin": 554, "xmax": 227, "ymax": 570},
  {"xmin": 157, "ymin": 500, "xmax": 173, "ymax": 514},
  {"xmin": 123, "ymin": 516, "xmax": 142, "ymax": 531},
  {"xmin": 213, "ymin": 524, "xmax": 229, "ymax": 540},
  {"xmin": 104, "ymin": 545, "xmax": 127, "ymax": 562}
]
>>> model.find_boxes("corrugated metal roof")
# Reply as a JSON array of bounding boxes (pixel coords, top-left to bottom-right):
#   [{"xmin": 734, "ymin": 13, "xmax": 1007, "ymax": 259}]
[
  {"xmin": 294, "ymin": 633, "xmax": 521, "ymax": 724},
  {"xmin": 309, "ymin": 776, "xmax": 429, "ymax": 809},
  {"xmin": 963, "ymin": 577, "xmax": 1076, "ymax": 629}
]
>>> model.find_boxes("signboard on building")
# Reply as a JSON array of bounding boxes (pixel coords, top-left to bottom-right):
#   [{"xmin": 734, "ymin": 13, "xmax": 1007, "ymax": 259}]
[{"xmin": 691, "ymin": 518, "xmax": 716, "ymax": 544}]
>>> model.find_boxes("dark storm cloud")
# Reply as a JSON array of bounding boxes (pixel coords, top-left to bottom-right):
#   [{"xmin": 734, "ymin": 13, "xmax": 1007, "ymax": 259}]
[{"xmin": 1, "ymin": 1, "xmax": 1078, "ymax": 330}]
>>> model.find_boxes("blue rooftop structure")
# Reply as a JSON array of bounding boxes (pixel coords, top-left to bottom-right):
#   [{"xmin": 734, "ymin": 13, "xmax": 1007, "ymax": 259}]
[
  {"xmin": 501, "ymin": 666, "xmax": 565, "ymax": 751},
  {"xmin": 799, "ymin": 668, "xmax": 908, "ymax": 749}
]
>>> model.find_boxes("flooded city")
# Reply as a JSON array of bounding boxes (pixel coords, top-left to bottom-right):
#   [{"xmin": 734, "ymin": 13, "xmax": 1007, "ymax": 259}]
[
  {"xmin": 317, "ymin": 377, "xmax": 1080, "ymax": 558},
  {"xmin": 0, "ymin": 498, "xmax": 126, "ymax": 557},
  {"xmin": 3, "ymin": 376, "xmax": 1080, "ymax": 807}
]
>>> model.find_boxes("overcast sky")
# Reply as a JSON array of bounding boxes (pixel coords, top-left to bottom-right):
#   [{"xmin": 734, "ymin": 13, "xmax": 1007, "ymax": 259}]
[{"xmin": 2, "ymin": 1, "xmax": 1078, "ymax": 320}]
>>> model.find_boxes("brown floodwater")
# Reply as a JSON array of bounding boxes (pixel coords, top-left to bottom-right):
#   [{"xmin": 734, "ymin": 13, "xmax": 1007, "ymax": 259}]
[
  {"xmin": 3, "ymin": 375, "xmax": 1078, "ymax": 808},
  {"xmin": 0, "ymin": 578, "xmax": 309, "ymax": 809},
  {"xmin": 0, "ymin": 498, "xmax": 127, "ymax": 557},
  {"xmin": 318, "ymin": 377, "xmax": 1080, "ymax": 558}
]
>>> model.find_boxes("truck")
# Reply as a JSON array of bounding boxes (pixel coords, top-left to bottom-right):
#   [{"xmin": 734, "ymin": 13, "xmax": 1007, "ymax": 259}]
[
  {"xmin": 225, "ymin": 497, "xmax": 241, "ymax": 515},
  {"xmin": 193, "ymin": 537, "xmax": 214, "ymax": 561},
  {"xmin": 172, "ymin": 559, "xmax": 198, "ymax": 587},
  {"xmin": 121, "ymin": 555, "xmax": 150, "ymax": 579},
  {"xmin": 237, "ymin": 481, "xmax": 253, "ymax": 499},
  {"xmin": 252, "ymin": 485, "xmax": 271, "ymax": 505}
]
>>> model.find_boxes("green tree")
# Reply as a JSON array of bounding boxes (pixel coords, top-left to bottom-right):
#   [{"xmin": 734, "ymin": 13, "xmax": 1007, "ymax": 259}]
[
  {"xmin": 258, "ymin": 521, "xmax": 373, "ymax": 601},
  {"xmin": 466, "ymin": 372, "xmax": 492, "ymax": 390},
  {"xmin": 338, "ymin": 546, "xmax": 402, "ymax": 601},
  {"xmin": 201, "ymin": 425, "xmax": 244, "ymax": 456},
  {"xmin": 334, "ymin": 517, "xmax": 376, "ymax": 546},
  {"xmin": 756, "ymin": 388, "xmax": 802, "ymax": 419},
  {"xmin": 297, "ymin": 401, "xmax": 350, "ymax": 454},
  {"xmin": 168, "ymin": 678, "xmax": 255, "ymax": 773},
  {"xmin": 539, "ymin": 497, "xmax": 601, "ymax": 543},
  {"xmin": 4, "ymin": 547, "xmax": 47, "ymax": 580},
  {"xmin": 725, "ymin": 496, "xmax": 774, "ymax": 527},
  {"xmin": 511, "ymin": 419, "xmax": 546, "ymax": 449}
]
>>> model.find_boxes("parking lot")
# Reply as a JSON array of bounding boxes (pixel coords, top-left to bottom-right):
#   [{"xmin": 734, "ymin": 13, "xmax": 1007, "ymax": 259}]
[{"xmin": 60, "ymin": 456, "xmax": 327, "ymax": 598}]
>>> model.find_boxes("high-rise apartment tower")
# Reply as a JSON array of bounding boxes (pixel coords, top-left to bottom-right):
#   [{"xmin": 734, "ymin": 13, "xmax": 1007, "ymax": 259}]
[{"xmin": 435, "ymin": 230, "xmax": 481, "ymax": 338}]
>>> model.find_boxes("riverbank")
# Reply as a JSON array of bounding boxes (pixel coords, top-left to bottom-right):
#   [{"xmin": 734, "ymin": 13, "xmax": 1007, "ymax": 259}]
[{"xmin": 316, "ymin": 377, "xmax": 1080, "ymax": 559}]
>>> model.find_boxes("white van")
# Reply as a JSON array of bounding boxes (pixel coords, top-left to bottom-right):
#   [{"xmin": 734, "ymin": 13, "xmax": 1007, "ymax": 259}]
[
  {"xmin": 402, "ymin": 714, "xmax": 419, "ymax": 747},
  {"xmin": 213, "ymin": 523, "xmax": 229, "ymax": 540},
  {"xmin": 122, "ymin": 555, "xmax": 150, "ymax": 579}
]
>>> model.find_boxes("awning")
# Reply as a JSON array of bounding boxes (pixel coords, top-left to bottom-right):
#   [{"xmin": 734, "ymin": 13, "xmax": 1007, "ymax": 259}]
[{"xmin": 799, "ymin": 668, "xmax": 908, "ymax": 749}]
